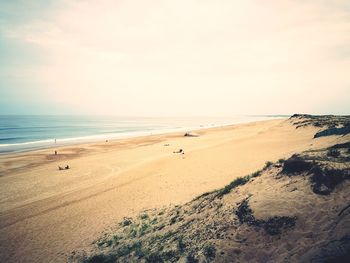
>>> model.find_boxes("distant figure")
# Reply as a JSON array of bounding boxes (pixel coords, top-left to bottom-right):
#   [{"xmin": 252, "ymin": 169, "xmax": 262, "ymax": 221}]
[
  {"xmin": 184, "ymin": 132, "xmax": 199, "ymax": 137},
  {"xmin": 54, "ymin": 138, "xmax": 56, "ymax": 144},
  {"xmin": 106, "ymin": 140, "xmax": 108, "ymax": 142},
  {"xmin": 173, "ymin": 149, "xmax": 184, "ymax": 154},
  {"xmin": 65, "ymin": 165, "xmax": 70, "ymax": 170},
  {"xmin": 54, "ymin": 150, "xmax": 57, "ymax": 155}
]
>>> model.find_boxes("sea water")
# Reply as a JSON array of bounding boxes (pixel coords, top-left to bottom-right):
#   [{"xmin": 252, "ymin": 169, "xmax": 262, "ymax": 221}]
[{"xmin": 0, "ymin": 115, "xmax": 287, "ymax": 154}]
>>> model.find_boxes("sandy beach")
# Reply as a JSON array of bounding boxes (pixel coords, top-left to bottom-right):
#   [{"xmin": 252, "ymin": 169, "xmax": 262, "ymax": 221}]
[
  {"xmin": 2, "ymin": 0, "xmax": 349, "ymax": 261},
  {"xmin": 0, "ymin": 118, "xmax": 345, "ymax": 263}
]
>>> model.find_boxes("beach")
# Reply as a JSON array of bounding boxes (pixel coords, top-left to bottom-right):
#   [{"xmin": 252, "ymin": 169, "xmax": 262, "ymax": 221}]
[{"xmin": 0, "ymin": 118, "xmax": 345, "ymax": 262}]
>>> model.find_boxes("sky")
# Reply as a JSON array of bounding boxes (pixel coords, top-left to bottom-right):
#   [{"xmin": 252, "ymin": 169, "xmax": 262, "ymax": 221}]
[{"xmin": 0, "ymin": 0, "xmax": 349, "ymax": 116}]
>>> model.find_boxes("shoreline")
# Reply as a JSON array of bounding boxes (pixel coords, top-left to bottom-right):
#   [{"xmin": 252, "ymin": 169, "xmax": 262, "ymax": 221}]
[
  {"xmin": 0, "ymin": 119, "xmax": 284, "ymax": 176},
  {"xmin": 0, "ymin": 117, "xmax": 285, "ymax": 157}
]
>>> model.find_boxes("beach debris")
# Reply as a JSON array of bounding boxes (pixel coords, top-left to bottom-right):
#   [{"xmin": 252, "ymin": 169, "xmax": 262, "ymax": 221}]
[
  {"xmin": 164, "ymin": 143, "xmax": 170, "ymax": 146},
  {"xmin": 184, "ymin": 132, "xmax": 199, "ymax": 137},
  {"xmin": 65, "ymin": 165, "xmax": 70, "ymax": 170},
  {"xmin": 58, "ymin": 166, "xmax": 64, "ymax": 170}
]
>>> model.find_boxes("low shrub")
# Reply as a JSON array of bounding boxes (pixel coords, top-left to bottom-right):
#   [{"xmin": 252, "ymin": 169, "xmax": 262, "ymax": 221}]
[
  {"xmin": 263, "ymin": 216, "xmax": 296, "ymax": 235},
  {"xmin": 281, "ymin": 155, "xmax": 313, "ymax": 174},
  {"xmin": 216, "ymin": 176, "xmax": 250, "ymax": 197},
  {"xmin": 186, "ymin": 252, "xmax": 199, "ymax": 263},
  {"xmin": 85, "ymin": 254, "xmax": 115, "ymax": 263},
  {"xmin": 327, "ymin": 148, "xmax": 340, "ymax": 158},
  {"xmin": 310, "ymin": 167, "xmax": 350, "ymax": 195},
  {"xmin": 263, "ymin": 161, "xmax": 273, "ymax": 169},
  {"xmin": 140, "ymin": 213, "xmax": 149, "ymax": 220},
  {"xmin": 235, "ymin": 199, "xmax": 297, "ymax": 235},
  {"xmin": 121, "ymin": 217, "xmax": 132, "ymax": 227},
  {"xmin": 203, "ymin": 245, "xmax": 216, "ymax": 260}
]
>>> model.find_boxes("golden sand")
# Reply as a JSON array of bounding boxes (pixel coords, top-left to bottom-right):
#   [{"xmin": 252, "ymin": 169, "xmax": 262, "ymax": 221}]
[{"xmin": 0, "ymin": 118, "xmax": 342, "ymax": 262}]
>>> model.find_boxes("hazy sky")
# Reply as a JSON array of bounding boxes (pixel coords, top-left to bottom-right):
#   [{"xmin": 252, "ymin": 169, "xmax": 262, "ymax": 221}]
[{"xmin": 1, "ymin": 0, "xmax": 349, "ymax": 116}]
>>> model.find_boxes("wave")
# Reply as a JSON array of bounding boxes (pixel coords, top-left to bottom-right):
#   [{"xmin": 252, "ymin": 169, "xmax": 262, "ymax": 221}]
[
  {"xmin": 0, "ymin": 127, "xmax": 187, "ymax": 153},
  {"xmin": 0, "ymin": 115, "xmax": 284, "ymax": 154},
  {"xmin": 0, "ymin": 137, "xmax": 26, "ymax": 142}
]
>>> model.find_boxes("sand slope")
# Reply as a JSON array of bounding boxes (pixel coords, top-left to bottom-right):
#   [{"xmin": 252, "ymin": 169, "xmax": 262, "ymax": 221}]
[
  {"xmin": 0, "ymin": 118, "xmax": 343, "ymax": 262},
  {"xmin": 74, "ymin": 135, "xmax": 350, "ymax": 262}
]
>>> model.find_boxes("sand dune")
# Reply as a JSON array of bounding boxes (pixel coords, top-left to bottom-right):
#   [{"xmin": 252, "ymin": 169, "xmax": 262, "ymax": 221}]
[
  {"xmin": 76, "ymin": 144, "xmax": 350, "ymax": 262},
  {"xmin": 0, "ymin": 118, "xmax": 346, "ymax": 262}
]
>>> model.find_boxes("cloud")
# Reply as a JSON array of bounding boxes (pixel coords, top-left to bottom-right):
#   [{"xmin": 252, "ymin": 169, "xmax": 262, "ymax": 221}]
[{"xmin": 1, "ymin": 0, "xmax": 350, "ymax": 115}]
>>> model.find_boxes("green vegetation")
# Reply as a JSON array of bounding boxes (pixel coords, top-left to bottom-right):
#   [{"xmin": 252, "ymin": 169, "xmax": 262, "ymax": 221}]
[
  {"xmin": 193, "ymin": 161, "xmax": 274, "ymax": 199},
  {"xmin": 281, "ymin": 155, "xmax": 313, "ymax": 175},
  {"xmin": 139, "ymin": 222, "xmax": 150, "ymax": 236},
  {"xmin": 133, "ymin": 241, "xmax": 145, "ymax": 258},
  {"xmin": 150, "ymin": 217, "xmax": 158, "ymax": 225},
  {"xmin": 327, "ymin": 148, "xmax": 340, "ymax": 157},
  {"xmin": 177, "ymin": 236, "xmax": 186, "ymax": 253},
  {"xmin": 186, "ymin": 252, "xmax": 199, "ymax": 263},
  {"xmin": 279, "ymin": 149, "xmax": 350, "ymax": 195},
  {"xmin": 145, "ymin": 252, "xmax": 163, "ymax": 263},
  {"xmin": 192, "ymin": 191, "xmax": 213, "ymax": 201},
  {"xmin": 140, "ymin": 213, "xmax": 149, "ymax": 220},
  {"xmin": 216, "ymin": 169, "xmax": 262, "ymax": 198},
  {"xmin": 235, "ymin": 199, "xmax": 297, "ymax": 235},
  {"xmin": 203, "ymin": 244, "xmax": 216, "ymax": 260},
  {"xmin": 264, "ymin": 161, "xmax": 273, "ymax": 169},
  {"xmin": 216, "ymin": 175, "xmax": 251, "ymax": 197},
  {"xmin": 193, "ymin": 161, "xmax": 275, "ymax": 200},
  {"xmin": 121, "ymin": 217, "xmax": 132, "ymax": 227}
]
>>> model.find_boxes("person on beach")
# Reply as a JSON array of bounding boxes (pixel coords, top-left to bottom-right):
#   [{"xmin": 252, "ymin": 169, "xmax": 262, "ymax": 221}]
[{"xmin": 173, "ymin": 149, "xmax": 184, "ymax": 154}]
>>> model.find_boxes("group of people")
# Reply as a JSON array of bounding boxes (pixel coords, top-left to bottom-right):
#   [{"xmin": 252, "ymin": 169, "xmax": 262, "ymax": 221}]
[
  {"xmin": 58, "ymin": 165, "xmax": 70, "ymax": 170},
  {"xmin": 173, "ymin": 148, "xmax": 185, "ymax": 154},
  {"xmin": 54, "ymin": 147, "xmax": 70, "ymax": 171}
]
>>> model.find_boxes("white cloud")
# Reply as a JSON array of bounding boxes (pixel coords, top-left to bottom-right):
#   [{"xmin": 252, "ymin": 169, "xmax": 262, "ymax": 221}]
[{"xmin": 2, "ymin": 0, "xmax": 350, "ymax": 115}]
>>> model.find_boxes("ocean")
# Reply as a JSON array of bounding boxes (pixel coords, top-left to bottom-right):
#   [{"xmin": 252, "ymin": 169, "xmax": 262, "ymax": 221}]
[{"xmin": 0, "ymin": 115, "xmax": 287, "ymax": 154}]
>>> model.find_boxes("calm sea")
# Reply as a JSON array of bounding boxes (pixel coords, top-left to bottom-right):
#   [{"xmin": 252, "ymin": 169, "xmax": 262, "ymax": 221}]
[{"xmin": 0, "ymin": 115, "xmax": 287, "ymax": 153}]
